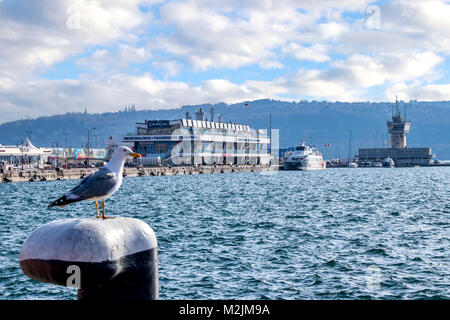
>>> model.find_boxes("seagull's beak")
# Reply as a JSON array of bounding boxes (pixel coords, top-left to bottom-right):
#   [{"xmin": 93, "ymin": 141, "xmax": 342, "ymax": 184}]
[{"xmin": 129, "ymin": 152, "xmax": 142, "ymax": 158}]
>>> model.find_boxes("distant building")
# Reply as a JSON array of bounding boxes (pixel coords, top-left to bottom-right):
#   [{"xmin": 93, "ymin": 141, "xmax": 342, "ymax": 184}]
[
  {"xmin": 122, "ymin": 108, "xmax": 272, "ymax": 166},
  {"xmin": 358, "ymin": 98, "xmax": 432, "ymax": 166},
  {"xmin": 0, "ymin": 138, "xmax": 52, "ymax": 167},
  {"xmin": 123, "ymin": 104, "xmax": 136, "ymax": 112}
]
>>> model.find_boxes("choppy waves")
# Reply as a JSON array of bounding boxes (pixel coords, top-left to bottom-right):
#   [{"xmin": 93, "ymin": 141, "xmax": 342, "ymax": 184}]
[{"xmin": 0, "ymin": 167, "xmax": 449, "ymax": 299}]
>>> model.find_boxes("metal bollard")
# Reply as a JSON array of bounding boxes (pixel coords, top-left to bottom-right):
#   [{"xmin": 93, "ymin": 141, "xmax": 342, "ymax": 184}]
[{"xmin": 20, "ymin": 217, "xmax": 158, "ymax": 300}]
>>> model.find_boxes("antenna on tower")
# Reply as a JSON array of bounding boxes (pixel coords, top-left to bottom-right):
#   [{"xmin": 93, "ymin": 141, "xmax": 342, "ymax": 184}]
[
  {"xmin": 395, "ymin": 95, "xmax": 400, "ymax": 117},
  {"xmin": 210, "ymin": 107, "xmax": 215, "ymax": 122},
  {"xmin": 269, "ymin": 112, "xmax": 272, "ymax": 150},
  {"xmin": 404, "ymin": 101, "xmax": 407, "ymax": 121}
]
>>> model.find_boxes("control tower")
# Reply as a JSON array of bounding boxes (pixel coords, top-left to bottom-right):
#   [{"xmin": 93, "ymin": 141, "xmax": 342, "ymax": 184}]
[
  {"xmin": 386, "ymin": 97, "xmax": 411, "ymax": 149},
  {"xmin": 358, "ymin": 97, "xmax": 432, "ymax": 166}
]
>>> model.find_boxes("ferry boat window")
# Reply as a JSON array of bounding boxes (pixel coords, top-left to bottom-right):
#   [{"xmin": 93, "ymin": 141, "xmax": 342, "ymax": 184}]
[{"xmin": 296, "ymin": 146, "xmax": 306, "ymax": 151}]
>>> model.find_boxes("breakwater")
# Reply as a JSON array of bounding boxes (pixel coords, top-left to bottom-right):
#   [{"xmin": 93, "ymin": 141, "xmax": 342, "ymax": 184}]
[{"xmin": 0, "ymin": 164, "xmax": 277, "ymax": 183}]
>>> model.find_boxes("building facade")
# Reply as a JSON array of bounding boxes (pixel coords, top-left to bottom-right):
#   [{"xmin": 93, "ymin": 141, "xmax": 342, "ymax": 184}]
[
  {"xmin": 123, "ymin": 109, "xmax": 272, "ymax": 166},
  {"xmin": 358, "ymin": 147, "xmax": 432, "ymax": 166},
  {"xmin": 358, "ymin": 98, "xmax": 433, "ymax": 167},
  {"xmin": 0, "ymin": 138, "xmax": 52, "ymax": 168}
]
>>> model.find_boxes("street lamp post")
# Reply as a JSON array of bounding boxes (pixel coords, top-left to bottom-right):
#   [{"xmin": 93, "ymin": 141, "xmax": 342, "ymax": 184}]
[
  {"xmin": 87, "ymin": 128, "xmax": 96, "ymax": 166},
  {"xmin": 21, "ymin": 140, "xmax": 24, "ymax": 170},
  {"xmin": 63, "ymin": 132, "xmax": 69, "ymax": 168}
]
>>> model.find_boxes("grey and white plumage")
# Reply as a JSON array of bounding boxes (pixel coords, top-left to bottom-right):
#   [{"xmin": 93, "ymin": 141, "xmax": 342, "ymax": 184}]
[
  {"xmin": 48, "ymin": 166, "xmax": 120, "ymax": 207},
  {"xmin": 48, "ymin": 146, "xmax": 141, "ymax": 217}
]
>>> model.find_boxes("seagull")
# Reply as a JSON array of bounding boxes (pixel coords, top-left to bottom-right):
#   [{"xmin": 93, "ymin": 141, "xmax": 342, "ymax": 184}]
[{"xmin": 48, "ymin": 146, "xmax": 141, "ymax": 219}]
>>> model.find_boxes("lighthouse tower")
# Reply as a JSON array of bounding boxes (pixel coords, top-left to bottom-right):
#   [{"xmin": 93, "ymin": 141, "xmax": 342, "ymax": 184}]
[{"xmin": 387, "ymin": 97, "xmax": 411, "ymax": 149}]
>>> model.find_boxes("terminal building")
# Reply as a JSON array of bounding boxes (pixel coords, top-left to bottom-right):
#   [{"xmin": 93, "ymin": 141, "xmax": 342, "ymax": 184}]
[
  {"xmin": 358, "ymin": 98, "xmax": 432, "ymax": 167},
  {"xmin": 0, "ymin": 138, "xmax": 52, "ymax": 168},
  {"xmin": 122, "ymin": 108, "xmax": 272, "ymax": 166}
]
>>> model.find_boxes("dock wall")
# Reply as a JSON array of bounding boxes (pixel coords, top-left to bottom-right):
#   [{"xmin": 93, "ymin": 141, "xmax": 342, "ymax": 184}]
[{"xmin": 0, "ymin": 165, "xmax": 277, "ymax": 183}]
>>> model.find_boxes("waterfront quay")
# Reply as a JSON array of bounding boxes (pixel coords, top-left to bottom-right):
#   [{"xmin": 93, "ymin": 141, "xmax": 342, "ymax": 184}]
[{"xmin": 0, "ymin": 164, "xmax": 276, "ymax": 183}]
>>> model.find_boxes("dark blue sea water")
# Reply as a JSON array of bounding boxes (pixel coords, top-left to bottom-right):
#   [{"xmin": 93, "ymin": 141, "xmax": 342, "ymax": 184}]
[{"xmin": 1, "ymin": 168, "xmax": 449, "ymax": 299}]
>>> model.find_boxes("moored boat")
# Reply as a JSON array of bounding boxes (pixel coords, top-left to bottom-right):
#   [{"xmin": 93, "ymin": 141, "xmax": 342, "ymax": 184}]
[
  {"xmin": 347, "ymin": 161, "xmax": 358, "ymax": 168},
  {"xmin": 284, "ymin": 141, "xmax": 325, "ymax": 171},
  {"xmin": 382, "ymin": 157, "xmax": 395, "ymax": 168}
]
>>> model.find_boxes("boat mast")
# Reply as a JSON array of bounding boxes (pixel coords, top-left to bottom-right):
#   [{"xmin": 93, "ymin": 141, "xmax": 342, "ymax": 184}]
[
  {"xmin": 348, "ymin": 129, "xmax": 352, "ymax": 163},
  {"xmin": 269, "ymin": 112, "xmax": 272, "ymax": 152}
]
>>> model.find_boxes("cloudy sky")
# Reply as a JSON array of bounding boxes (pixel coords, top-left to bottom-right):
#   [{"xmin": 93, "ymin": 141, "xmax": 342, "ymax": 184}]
[{"xmin": 0, "ymin": 0, "xmax": 449, "ymax": 123}]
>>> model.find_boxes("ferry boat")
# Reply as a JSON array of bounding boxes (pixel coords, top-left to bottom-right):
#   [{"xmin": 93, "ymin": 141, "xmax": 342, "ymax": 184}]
[{"xmin": 283, "ymin": 141, "xmax": 325, "ymax": 171}]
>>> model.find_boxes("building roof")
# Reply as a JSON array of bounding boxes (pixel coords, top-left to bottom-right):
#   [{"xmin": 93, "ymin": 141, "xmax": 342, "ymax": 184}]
[{"xmin": 0, "ymin": 138, "xmax": 52, "ymax": 156}]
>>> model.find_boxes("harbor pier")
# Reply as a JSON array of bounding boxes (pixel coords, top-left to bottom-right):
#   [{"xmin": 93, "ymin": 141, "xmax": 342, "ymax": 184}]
[{"xmin": 0, "ymin": 164, "xmax": 277, "ymax": 183}]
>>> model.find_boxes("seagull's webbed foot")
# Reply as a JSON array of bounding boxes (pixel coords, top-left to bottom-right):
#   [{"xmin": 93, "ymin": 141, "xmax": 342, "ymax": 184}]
[
  {"xmin": 95, "ymin": 201, "xmax": 101, "ymax": 219},
  {"xmin": 101, "ymin": 200, "xmax": 114, "ymax": 219}
]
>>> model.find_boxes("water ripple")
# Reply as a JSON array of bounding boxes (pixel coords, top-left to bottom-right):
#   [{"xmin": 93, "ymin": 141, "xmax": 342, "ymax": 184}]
[{"xmin": 0, "ymin": 167, "xmax": 449, "ymax": 299}]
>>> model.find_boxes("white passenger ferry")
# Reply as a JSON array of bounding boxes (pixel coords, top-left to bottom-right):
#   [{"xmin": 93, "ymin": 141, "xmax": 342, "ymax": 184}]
[{"xmin": 283, "ymin": 141, "xmax": 325, "ymax": 171}]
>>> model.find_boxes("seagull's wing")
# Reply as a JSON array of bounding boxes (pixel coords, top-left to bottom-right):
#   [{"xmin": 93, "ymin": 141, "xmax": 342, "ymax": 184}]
[
  {"xmin": 68, "ymin": 167, "xmax": 119, "ymax": 199},
  {"xmin": 48, "ymin": 167, "xmax": 119, "ymax": 207}
]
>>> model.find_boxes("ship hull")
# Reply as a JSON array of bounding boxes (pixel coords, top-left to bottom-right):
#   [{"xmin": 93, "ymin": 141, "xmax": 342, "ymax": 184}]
[
  {"xmin": 283, "ymin": 142, "xmax": 325, "ymax": 171},
  {"xmin": 284, "ymin": 161, "xmax": 325, "ymax": 171}
]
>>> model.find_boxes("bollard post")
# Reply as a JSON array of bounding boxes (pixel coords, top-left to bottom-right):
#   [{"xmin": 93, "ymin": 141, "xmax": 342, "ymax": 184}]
[{"xmin": 20, "ymin": 217, "xmax": 158, "ymax": 300}]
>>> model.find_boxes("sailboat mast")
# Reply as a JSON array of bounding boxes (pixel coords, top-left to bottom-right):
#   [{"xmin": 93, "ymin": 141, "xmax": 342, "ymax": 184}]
[{"xmin": 348, "ymin": 129, "xmax": 352, "ymax": 162}]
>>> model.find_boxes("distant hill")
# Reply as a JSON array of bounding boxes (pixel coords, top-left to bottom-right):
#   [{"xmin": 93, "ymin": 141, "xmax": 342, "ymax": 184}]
[{"xmin": 1, "ymin": 99, "xmax": 449, "ymax": 159}]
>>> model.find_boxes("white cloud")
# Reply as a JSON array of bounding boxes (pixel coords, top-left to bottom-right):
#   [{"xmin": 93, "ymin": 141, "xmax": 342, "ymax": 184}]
[
  {"xmin": 336, "ymin": 0, "xmax": 450, "ymax": 55},
  {"xmin": 282, "ymin": 43, "xmax": 331, "ymax": 62},
  {"xmin": 0, "ymin": 0, "xmax": 154, "ymax": 77},
  {"xmin": 1, "ymin": 0, "xmax": 450, "ymax": 124},
  {"xmin": 381, "ymin": 0, "xmax": 450, "ymax": 53},
  {"xmin": 155, "ymin": 0, "xmax": 316, "ymax": 70},
  {"xmin": 0, "ymin": 47, "xmax": 446, "ymax": 123},
  {"xmin": 386, "ymin": 82, "xmax": 450, "ymax": 101},
  {"xmin": 151, "ymin": 61, "xmax": 183, "ymax": 77},
  {"xmin": 76, "ymin": 45, "xmax": 151, "ymax": 72},
  {"xmin": 326, "ymin": 51, "xmax": 444, "ymax": 87},
  {"xmin": 0, "ymin": 73, "xmax": 275, "ymax": 123},
  {"xmin": 268, "ymin": 50, "xmax": 445, "ymax": 101}
]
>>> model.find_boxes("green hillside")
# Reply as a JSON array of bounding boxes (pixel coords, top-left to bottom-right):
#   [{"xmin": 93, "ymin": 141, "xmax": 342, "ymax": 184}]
[{"xmin": 1, "ymin": 99, "xmax": 449, "ymax": 159}]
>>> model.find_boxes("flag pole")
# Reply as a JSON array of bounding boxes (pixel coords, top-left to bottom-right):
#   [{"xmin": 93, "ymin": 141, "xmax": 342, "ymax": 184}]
[{"xmin": 247, "ymin": 103, "xmax": 250, "ymax": 127}]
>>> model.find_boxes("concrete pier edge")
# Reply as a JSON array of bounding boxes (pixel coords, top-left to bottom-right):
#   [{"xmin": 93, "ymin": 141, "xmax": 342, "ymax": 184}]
[{"xmin": 1, "ymin": 164, "xmax": 278, "ymax": 183}]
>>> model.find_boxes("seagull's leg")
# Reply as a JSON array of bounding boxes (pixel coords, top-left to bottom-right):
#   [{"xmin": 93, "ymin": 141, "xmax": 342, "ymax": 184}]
[
  {"xmin": 95, "ymin": 201, "xmax": 101, "ymax": 218},
  {"xmin": 102, "ymin": 200, "xmax": 114, "ymax": 219}
]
